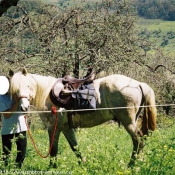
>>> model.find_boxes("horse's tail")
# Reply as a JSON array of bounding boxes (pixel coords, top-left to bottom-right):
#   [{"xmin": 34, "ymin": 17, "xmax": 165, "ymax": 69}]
[{"xmin": 139, "ymin": 83, "xmax": 157, "ymax": 135}]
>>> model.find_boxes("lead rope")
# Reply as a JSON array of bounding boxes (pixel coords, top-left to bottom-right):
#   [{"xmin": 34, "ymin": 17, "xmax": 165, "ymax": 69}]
[{"xmin": 24, "ymin": 106, "xmax": 58, "ymax": 158}]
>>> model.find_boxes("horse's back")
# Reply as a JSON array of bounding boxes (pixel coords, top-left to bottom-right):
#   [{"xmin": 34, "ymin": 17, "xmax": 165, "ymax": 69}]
[
  {"xmin": 94, "ymin": 74, "xmax": 141, "ymax": 91},
  {"xmin": 94, "ymin": 74, "xmax": 143, "ymax": 107}
]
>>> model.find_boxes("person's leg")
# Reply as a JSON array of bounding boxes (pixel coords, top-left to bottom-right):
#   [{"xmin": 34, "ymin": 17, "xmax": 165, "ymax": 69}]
[
  {"xmin": 15, "ymin": 131, "xmax": 27, "ymax": 168},
  {"xmin": 1, "ymin": 134, "xmax": 14, "ymax": 166}
]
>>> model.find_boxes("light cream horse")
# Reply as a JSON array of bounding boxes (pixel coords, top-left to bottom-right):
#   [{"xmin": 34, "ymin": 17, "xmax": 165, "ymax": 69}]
[{"xmin": 9, "ymin": 68, "xmax": 157, "ymax": 167}]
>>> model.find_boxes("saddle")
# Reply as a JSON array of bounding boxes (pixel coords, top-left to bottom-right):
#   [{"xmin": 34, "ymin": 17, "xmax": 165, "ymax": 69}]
[
  {"xmin": 62, "ymin": 71, "xmax": 94, "ymax": 90},
  {"xmin": 49, "ymin": 70, "xmax": 96, "ymax": 110}
]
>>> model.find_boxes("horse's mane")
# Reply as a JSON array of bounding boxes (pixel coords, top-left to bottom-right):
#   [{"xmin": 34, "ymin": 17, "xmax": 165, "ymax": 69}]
[{"xmin": 10, "ymin": 72, "xmax": 57, "ymax": 110}]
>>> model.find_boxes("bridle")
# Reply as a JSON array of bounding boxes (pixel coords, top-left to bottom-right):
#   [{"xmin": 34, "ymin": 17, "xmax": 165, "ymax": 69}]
[
  {"xmin": 18, "ymin": 95, "xmax": 30, "ymax": 100},
  {"xmin": 15, "ymin": 94, "xmax": 31, "ymax": 101},
  {"xmin": 16, "ymin": 94, "xmax": 32, "ymax": 111}
]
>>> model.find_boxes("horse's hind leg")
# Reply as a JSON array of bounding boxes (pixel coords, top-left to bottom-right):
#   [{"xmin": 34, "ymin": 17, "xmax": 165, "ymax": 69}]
[
  {"xmin": 62, "ymin": 128, "xmax": 86, "ymax": 164},
  {"xmin": 124, "ymin": 123, "xmax": 144, "ymax": 167},
  {"xmin": 48, "ymin": 127, "xmax": 61, "ymax": 168}
]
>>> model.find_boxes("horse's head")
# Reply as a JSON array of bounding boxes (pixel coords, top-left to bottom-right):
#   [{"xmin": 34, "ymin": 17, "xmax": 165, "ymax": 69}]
[{"xmin": 9, "ymin": 68, "xmax": 37, "ymax": 111}]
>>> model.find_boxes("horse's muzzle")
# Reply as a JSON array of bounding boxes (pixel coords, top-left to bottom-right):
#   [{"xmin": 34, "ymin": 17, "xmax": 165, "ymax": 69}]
[{"xmin": 21, "ymin": 105, "xmax": 29, "ymax": 111}]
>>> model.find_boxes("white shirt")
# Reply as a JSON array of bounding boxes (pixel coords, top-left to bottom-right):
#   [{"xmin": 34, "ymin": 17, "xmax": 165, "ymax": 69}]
[{"xmin": 0, "ymin": 94, "xmax": 27, "ymax": 135}]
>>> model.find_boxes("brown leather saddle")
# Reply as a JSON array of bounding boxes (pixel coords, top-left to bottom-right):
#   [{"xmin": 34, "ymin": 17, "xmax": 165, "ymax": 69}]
[
  {"xmin": 49, "ymin": 71, "xmax": 96, "ymax": 109},
  {"xmin": 62, "ymin": 74, "xmax": 93, "ymax": 89}
]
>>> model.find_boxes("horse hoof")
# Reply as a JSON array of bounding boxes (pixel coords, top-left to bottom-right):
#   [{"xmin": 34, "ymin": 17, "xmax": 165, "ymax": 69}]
[
  {"xmin": 81, "ymin": 157, "xmax": 86, "ymax": 163},
  {"xmin": 78, "ymin": 157, "xmax": 86, "ymax": 165}
]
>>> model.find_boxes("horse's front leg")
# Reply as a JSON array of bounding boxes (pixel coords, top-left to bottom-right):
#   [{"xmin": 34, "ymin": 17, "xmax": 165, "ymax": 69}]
[
  {"xmin": 48, "ymin": 127, "xmax": 60, "ymax": 168},
  {"xmin": 62, "ymin": 128, "xmax": 86, "ymax": 164}
]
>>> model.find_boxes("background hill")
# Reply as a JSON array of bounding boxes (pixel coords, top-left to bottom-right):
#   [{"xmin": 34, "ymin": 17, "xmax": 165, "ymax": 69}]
[
  {"xmin": 41, "ymin": 0, "xmax": 175, "ymax": 21},
  {"xmin": 134, "ymin": 0, "xmax": 175, "ymax": 21},
  {"xmin": 138, "ymin": 19, "xmax": 175, "ymax": 56}
]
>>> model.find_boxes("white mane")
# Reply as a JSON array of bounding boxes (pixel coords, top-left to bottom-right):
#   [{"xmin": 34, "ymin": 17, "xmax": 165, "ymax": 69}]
[{"xmin": 10, "ymin": 72, "xmax": 57, "ymax": 110}]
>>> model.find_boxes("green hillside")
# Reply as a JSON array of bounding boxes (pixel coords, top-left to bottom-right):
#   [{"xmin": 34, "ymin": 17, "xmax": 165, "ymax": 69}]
[{"xmin": 138, "ymin": 18, "xmax": 175, "ymax": 56}]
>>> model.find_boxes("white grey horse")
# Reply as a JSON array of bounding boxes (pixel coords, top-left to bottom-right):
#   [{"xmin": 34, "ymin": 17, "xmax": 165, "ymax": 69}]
[{"xmin": 9, "ymin": 68, "xmax": 157, "ymax": 167}]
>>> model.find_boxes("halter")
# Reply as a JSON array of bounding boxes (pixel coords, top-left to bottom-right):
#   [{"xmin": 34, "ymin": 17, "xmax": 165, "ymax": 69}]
[
  {"xmin": 16, "ymin": 94, "xmax": 31, "ymax": 101},
  {"xmin": 18, "ymin": 95, "xmax": 30, "ymax": 100}
]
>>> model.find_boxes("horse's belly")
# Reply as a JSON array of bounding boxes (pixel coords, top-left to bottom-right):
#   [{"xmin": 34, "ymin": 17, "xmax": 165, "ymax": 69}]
[{"xmin": 72, "ymin": 111, "xmax": 113, "ymax": 128}]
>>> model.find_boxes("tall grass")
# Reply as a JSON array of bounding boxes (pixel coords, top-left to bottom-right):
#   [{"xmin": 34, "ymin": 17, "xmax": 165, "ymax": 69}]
[{"xmin": 0, "ymin": 120, "xmax": 175, "ymax": 174}]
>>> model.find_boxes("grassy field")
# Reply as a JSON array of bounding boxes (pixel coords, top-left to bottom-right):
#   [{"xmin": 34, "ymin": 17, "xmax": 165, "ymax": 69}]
[{"xmin": 0, "ymin": 118, "xmax": 175, "ymax": 174}]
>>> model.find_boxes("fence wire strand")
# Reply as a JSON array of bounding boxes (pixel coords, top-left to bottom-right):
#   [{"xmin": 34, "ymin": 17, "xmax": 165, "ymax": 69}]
[{"xmin": 1, "ymin": 103, "xmax": 175, "ymax": 114}]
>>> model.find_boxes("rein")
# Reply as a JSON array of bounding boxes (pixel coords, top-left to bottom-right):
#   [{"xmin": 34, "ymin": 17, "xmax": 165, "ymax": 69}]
[{"xmin": 25, "ymin": 106, "xmax": 58, "ymax": 158}]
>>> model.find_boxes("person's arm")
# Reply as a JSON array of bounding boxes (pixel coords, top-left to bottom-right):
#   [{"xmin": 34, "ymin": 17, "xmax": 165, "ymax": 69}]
[{"xmin": 3, "ymin": 95, "xmax": 19, "ymax": 119}]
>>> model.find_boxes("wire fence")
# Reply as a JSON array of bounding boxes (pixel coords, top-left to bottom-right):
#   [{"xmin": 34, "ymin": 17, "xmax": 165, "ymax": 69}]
[
  {"xmin": 0, "ymin": 103, "xmax": 175, "ymax": 114},
  {"xmin": 1, "ymin": 103, "xmax": 175, "ymax": 129}
]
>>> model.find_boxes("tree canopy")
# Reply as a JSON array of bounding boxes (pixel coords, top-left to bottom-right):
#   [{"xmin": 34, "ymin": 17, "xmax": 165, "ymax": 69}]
[
  {"xmin": 1, "ymin": 0, "xmax": 147, "ymax": 78},
  {"xmin": 1, "ymin": 0, "xmax": 175, "ymax": 115}
]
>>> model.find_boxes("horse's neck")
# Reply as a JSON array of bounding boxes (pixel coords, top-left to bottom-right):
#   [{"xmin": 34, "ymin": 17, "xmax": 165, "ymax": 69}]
[{"xmin": 32, "ymin": 74, "xmax": 57, "ymax": 110}]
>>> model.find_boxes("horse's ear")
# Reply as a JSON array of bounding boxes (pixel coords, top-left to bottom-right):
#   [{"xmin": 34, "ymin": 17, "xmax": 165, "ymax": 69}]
[
  {"xmin": 22, "ymin": 67, "xmax": 27, "ymax": 76},
  {"xmin": 9, "ymin": 69, "xmax": 14, "ymax": 77}
]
